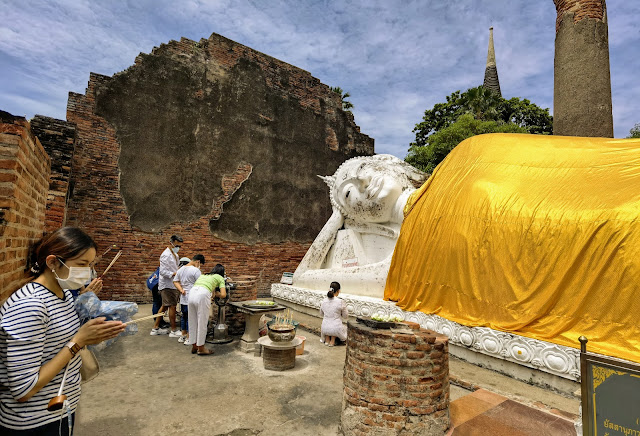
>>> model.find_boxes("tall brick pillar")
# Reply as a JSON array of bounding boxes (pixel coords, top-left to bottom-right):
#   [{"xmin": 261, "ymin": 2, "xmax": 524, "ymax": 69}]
[
  {"xmin": 341, "ymin": 321, "xmax": 450, "ymax": 435},
  {"xmin": 0, "ymin": 111, "xmax": 51, "ymax": 298},
  {"xmin": 553, "ymin": 0, "xmax": 613, "ymax": 137}
]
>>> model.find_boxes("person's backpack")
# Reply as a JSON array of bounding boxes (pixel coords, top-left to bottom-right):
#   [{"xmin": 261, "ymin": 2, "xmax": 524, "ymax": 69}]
[{"xmin": 146, "ymin": 267, "xmax": 160, "ymax": 291}]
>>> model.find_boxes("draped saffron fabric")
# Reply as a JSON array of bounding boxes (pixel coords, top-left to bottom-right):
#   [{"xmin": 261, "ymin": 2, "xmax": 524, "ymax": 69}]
[{"xmin": 385, "ymin": 133, "xmax": 640, "ymax": 363}]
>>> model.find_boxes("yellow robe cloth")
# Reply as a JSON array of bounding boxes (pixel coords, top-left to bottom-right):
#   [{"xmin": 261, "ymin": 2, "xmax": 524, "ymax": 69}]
[{"xmin": 385, "ymin": 133, "xmax": 640, "ymax": 363}]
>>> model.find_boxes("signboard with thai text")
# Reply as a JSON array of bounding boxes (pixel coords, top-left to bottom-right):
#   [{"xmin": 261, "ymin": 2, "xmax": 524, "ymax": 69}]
[
  {"xmin": 580, "ymin": 337, "xmax": 640, "ymax": 436},
  {"xmin": 280, "ymin": 272, "xmax": 293, "ymax": 285}
]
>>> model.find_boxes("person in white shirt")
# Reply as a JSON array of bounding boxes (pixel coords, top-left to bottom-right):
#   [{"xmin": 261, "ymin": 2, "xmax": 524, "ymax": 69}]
[
  {"xmin": 173, "ymin": 254, "xmax": 205, "ymax": 344},
  {"xmin": 151, "ymin": 235, "xmax": 183, "ymax": 336},
  {"xmin": 320, "ymin": 282, "xmax": 348, "ymax": 346}
]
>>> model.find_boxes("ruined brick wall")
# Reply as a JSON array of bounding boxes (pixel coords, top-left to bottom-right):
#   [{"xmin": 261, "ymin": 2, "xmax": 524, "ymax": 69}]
[
  {"xmin": 65, "ymin": 34, "xmax": 374, "ymax": 302},
  {"xmin": 30, "ymin": 116, "xmax": 76, "ymax": 233},
  {"xmin": 0, "ymin": 111, "xmax": 51, "ymax": 299}
]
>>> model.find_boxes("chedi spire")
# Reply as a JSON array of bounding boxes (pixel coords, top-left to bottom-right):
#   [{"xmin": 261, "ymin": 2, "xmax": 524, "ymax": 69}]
[{"xmin": 483, "ymin": 27, "xmax": 501, "ymax": 97}]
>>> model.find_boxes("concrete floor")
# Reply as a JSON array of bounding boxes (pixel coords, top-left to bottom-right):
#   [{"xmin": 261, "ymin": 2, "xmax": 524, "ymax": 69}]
[
  {"xmin": 76, "ymin": 304, "xmax": 348, "ymax": 435},
  {"xmin": 74, "ymin": 304, "xmax": 579, "ymax": 435}
]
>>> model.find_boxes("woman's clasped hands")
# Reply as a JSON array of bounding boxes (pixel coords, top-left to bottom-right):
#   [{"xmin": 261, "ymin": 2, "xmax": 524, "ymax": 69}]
[{"xmin": 74, "ymin": 317, "xmax": 126, "ymax": 347}]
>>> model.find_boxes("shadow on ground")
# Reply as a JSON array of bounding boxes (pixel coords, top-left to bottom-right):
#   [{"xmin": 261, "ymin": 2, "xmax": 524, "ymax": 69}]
[{"xmin": 75, "ymin": 305, "xmax": 342, "ymax": 436}]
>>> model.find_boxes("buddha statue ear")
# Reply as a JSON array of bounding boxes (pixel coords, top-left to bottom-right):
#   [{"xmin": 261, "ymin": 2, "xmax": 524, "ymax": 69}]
[
  {"xmin": 318, "ymin": 174, "xmax": 347, "ymax": 216},
  {"xmin": 318, "ymin": 175, "xmax": 334, "ymax": 189}
]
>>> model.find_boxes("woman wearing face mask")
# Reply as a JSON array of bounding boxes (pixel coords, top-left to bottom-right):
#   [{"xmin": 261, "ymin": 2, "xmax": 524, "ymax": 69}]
[
  {"xmin": 150, "ymin": 235, "xmax": 183, "ymax": 337},
  {"xmin": 0, "ymin": 227, "xmax": 126, "ymax": 435},
  {"xmin": 69, "ymin": 266, "xmax": 102, "ymax": 300}
]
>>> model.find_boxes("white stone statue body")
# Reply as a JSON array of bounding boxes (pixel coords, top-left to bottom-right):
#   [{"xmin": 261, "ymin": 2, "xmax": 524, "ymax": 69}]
[{"xmin": 292, "ymin": 155, "xmax": 428, "ymax": 297}]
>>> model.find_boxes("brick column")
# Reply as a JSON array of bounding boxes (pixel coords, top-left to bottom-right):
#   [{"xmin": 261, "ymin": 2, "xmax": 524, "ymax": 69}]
[
  {"xmin": 341, "ymin": 321, "xmax": 450, "ymax": 435},
  {"xmin": 553, "ymin": 0, "xmax": 613, "ymax": 137},
  {"xmin": 0, "ymin": 111, "xmax": 51, "ymax": 299}
]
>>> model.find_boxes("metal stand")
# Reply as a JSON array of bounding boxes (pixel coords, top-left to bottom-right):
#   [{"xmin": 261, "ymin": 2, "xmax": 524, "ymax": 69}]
[
  {"xmin": 208, "ymin": 303, "xmax": 233, "ymax": 344},
  {"xmin": 207, "ymin": 279, "xmax": 235, "ymax": 344}
]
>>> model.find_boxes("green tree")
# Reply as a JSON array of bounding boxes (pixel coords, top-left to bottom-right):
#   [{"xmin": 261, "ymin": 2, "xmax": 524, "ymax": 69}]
[
  {"xmin": 497, "ymin": 97, "xmax": 554, "ymax": 135},
  {"xmin": 406, "ymin": 114, "xmax": 529, "ymax": 173},
  {"xmin": 412, "ymin": 86, "xmax": 552, "ymax": 148},
  {"xmin": 330, "ymin": 86, "xmax": 354, "ymax": 111},
  {"xmin": 408, "ymin": 86, "xmax": 553, "ymax": 172},
  {"xmin": 462, "ymin": 85, "xmax": 502, "ymax": 121},
  {"xmin": 628, "ymin": 123, "xmax": 640, "ymax": 138}
]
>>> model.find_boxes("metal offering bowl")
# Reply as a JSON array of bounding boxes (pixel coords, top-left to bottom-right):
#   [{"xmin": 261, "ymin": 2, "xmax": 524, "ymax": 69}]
[{"xmin": 267, "ymin": 324, "xmax": 296, "ymax": 342}]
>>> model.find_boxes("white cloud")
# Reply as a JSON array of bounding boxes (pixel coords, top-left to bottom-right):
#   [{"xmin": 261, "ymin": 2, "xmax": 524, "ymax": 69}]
[{"xmin": 0, "ymin": 0, "xmax": 637, "ymax": 155}]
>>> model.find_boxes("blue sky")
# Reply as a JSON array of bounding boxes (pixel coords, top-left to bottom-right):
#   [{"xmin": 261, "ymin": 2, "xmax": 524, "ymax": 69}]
[{"xmin": 1, "ymin": 0, "xmax": 638, "ymax": 158}]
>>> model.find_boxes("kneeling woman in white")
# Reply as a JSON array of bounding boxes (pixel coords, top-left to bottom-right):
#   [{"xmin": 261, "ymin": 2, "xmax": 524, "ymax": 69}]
[
  {"xmin": 320, "ymin": 281, "xmax": 348, "ymax": 346},
  {"xmin": 188, "ymin": 264, "xmax": 226, "ymax": 355}
]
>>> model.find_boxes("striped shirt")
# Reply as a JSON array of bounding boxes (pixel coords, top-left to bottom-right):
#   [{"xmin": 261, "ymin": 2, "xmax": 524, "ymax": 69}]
[{"xmin": 0, "ymin": 282, "xmax": 82, "ymax": 430}]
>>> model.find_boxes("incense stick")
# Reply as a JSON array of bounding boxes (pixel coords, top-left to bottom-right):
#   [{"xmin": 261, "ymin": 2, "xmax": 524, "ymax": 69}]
[
  {"xmin": 100, "ymin": 244, "xmax": 118, "ymax": 258},
  {"xmin": 100, "ymin": 250, "xmax": 122, "ymax": 278},
  {"xmin": 57, "ymin": 363, "xmax": 71, "ymax": 396},
  {"xmin": 123, "ymin": 312, "xmax": 165, "ymax": 326}
]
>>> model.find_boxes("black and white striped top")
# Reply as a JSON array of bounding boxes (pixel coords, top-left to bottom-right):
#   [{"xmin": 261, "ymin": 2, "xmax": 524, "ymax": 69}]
[{"xmin": 0, "ymin": 282, "xmax": 82, "ymax": 430}]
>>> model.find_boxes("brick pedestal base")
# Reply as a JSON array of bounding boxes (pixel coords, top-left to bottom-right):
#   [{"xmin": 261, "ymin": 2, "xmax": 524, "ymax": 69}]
[
  {"xmin": 340, "ymin": 321, "xmax": 450, "ymax": 435},
  {"xmin": 262, "ymin": 347, "xmax": 296, "ymax": 371}
]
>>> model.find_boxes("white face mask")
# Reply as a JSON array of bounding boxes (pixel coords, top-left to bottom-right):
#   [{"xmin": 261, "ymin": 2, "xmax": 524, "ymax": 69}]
[
  {"xmin": 172, "ymin": 246, "xmax": 180, "ymax": 254},
  {"xmin": 53, "ymin": 258, "xmax": 92, "ymax": 290}
]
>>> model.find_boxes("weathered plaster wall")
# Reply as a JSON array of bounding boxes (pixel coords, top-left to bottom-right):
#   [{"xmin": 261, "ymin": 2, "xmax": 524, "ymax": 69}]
[
  {"xmin": 553, "ymin": 0, "xmax": 613, "ymax": 137},
  {"xmin": 65, "ymin": 34, "xmax": 374, "ymax": 300},
  {"xmin": 95, "ymin": 34, "xmax": 372, "ymax": 243}
]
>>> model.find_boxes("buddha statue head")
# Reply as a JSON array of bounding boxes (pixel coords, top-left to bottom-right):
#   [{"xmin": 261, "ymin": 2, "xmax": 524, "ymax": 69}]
[{"xmin": 321, "ymin": 155, "xmax": 427, "ymax": 224}]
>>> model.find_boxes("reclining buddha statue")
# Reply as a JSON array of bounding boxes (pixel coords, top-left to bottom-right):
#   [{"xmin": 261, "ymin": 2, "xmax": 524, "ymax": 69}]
[
  {"xmin": 289, "ymin": 133, "xmax": 640, "ymax": 368},
  {"xmin": 292, "ymin": 154, "xmax": 428, "ymax": 297}
]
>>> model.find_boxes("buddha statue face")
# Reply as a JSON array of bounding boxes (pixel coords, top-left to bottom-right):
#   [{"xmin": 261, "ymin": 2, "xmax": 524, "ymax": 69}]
[{"xmin": 329, "ymin": 155, "xmax": 425, "ymax": 224}]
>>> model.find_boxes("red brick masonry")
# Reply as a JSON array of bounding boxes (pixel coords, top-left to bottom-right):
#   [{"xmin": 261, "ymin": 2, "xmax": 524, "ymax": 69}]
[
  {"xmin": 211, "ymin": 275, "xmax": 257, "ymax": 336},
  {"xmin": 0, "ymin": 115, "xmax": 50, "ymax": 298},
  {"xmin": 554, "ymin": 0, "xmax": 606, "ymax": 32},
  {"xmin": 341, "ymin": 321, "xmax": 450, "ymax": 435}
]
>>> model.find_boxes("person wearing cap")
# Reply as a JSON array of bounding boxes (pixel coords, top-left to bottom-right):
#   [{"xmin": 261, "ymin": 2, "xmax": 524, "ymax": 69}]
[
  {"xmin": 151, "ymin": 234, "xmax": 183, "ymax": 336},
  {"xmin": 173, "ymin": 254, "xmax": 205, "ymax": 344}
]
